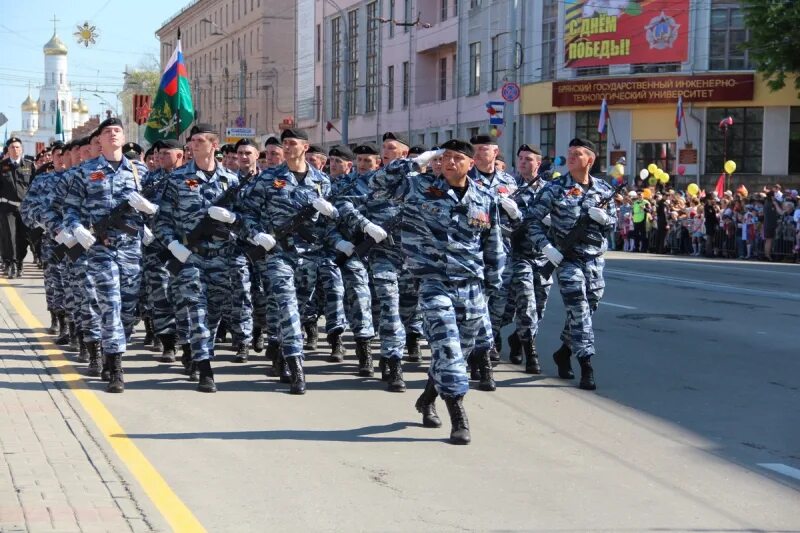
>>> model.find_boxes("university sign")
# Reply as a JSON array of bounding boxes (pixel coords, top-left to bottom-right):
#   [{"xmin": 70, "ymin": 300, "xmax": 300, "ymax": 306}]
[
  {"xmin": 564, "ymin": 0, "xmax": 689, "ymax": 68},
  {"xmin": 552, "ymin": 74, "xmax": 755, "ymax": 107}
]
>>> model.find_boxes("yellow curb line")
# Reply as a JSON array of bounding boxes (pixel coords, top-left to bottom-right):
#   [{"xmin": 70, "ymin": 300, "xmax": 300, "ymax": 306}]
[{"xmin": 1, "ymin": 279, "xmax": 205, "ymax": 532}]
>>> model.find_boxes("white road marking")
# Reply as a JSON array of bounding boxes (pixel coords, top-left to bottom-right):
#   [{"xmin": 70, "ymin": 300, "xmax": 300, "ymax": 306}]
[
  {"xmin": 758, "ymin": 463, "xmax": 800, "ymax": 481},
  {"xmin": 600, "ymin": 301, "xmax": 637, "ymax": 310}
]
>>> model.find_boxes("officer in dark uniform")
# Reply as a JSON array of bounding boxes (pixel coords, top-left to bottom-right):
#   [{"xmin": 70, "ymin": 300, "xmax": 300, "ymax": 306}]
[
  {"xmin": 0, "ymin": 137, "xmax": 35, "ymax": 277},
  {"xmin": 122, "ymin": 142, "xmax": 143, "ymax": 162}
]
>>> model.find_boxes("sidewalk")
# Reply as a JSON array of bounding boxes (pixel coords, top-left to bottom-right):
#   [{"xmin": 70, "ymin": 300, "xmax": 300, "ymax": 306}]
[{"xmin": 0, "ymin": 281, "xmax": 153, "ymax": 532}]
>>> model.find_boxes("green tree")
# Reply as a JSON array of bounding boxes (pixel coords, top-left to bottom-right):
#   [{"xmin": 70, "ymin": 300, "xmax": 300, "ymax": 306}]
[{"xmin": 741, "ymin": 0, "xmax": 800, "ymax": 96}]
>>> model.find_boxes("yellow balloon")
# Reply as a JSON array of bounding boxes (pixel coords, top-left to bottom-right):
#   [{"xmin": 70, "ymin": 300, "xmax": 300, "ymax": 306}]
[
  {"xmin": 614, "ymin": 163, "xmax": 625, "ymax": 176},
  {"xmin": 687, "ymin": 183, "xmax": 699, "ymax": 196},
  {"xmin": 551, "ymin": 171, "xmax": 561, "ymax": 178},
  {"xmin": 724, "ymin": 160, "xmax": 737, "ymax": 174},
  {"xmin": 647, "ymin": 163, "xmax": 658, "ymax": 174},
  {"xmin": 654, "ymin": 169, "xmax": 664, "ymax": 180},
  {"xmin": 659, "ymin": 173, "xmax": 670, "ymax": 184}
]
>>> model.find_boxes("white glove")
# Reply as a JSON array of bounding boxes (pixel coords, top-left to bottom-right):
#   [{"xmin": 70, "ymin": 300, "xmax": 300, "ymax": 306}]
[
  {"xmin": 412, "ymin": 149, "xmax": 445, "ymax": 169},
  {"xmin": 335, "ymin": 240, "xmax": 355, "ymax": 256},
  {"xmin": 542, "ymin": 214, "xmax": 552, "ymax": 227},
  {"xmin": 588, "ymin": 206, "xmax": 610, "ymax": 225},
  {"xmin": 73, "ymin": 225, "xmax": 96, "ymax": 249},
  {"xmin": 253, "ymin": 232, "xmax": 276, "ymax": 251},
  {"xmin": 55, "ymin": 228, "xmax": 72, "ymax": 245},
  {"xmin": 208, "ymin": 206, "xmax": 236, "ymax": 224},
  {"xmin": 64, "ymin": 234, "xmax": 78, "ymax": 248},
  {"xmin": 499, "ymin": 197, "xmax": 521, "ymax": 220},
  {"xmin": 167, "ymin": 240, "xmax": 192, "ymax": 263},
  {"xmin": 364, "ymin": 222, "xmax": 388, "ymax": 243},
  {"xmin": 127, "ymin": 191, "xmax": 158, "ymax": 215},
  {"xmin": 312, "ymin": 198, "xmax": 337, "ymax": 218},
  {"xmin": 142, "ymin": 226, "xmax": 155, "ymax": 245},
  {"xmin": 542, "ymin": 244, "xmax": 563, "ymax": 267}
]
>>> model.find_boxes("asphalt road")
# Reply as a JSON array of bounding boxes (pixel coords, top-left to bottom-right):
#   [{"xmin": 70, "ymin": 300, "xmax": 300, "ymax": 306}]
[{"xmin": 2, "ymin": 251, "xmax": 799, "ymax": 532}]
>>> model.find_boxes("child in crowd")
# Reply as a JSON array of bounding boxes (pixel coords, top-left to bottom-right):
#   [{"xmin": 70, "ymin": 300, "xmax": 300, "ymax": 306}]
[{"xmin": 690, "ymin": 211, "xmax": 704, "ymax": 256}]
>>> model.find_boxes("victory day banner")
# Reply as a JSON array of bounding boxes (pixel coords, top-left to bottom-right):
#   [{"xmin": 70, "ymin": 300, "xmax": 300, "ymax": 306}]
[{"xmin": 564, "ymin": 0, "xmax": 689, "ymax": 68}]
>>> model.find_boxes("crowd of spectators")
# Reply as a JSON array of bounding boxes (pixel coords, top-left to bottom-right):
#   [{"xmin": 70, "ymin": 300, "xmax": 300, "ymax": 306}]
[{"xmin": 610, "ymin": 184, "xmax": 800, "ymax": 263}]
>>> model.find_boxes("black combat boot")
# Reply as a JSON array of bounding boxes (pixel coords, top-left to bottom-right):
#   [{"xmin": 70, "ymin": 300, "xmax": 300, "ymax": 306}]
[
  {"xmin": 286, "ymin": 356, "xmax": 306, "ymax": 395},
  {"xmin": 142, "ymin": 318, "xmax": 154, "ymax": 346},
  {"xmin": 489, "ymin": 332, "xmax": 501, "ymax": 362},
  {"xmin": 180, "ymin": 344, "xmax": 192, "ymax": 374},
  {"xmin": 197, "ymin": 359, "xmax": 217, "ymax": 393},
  {"xmin": 278, "ymin": 355, "xmax": 292, "ymax": 384},
  {"xmin": 215, "ymin": 322, "xmax": 228, "ymax": 343},
  {"xmin": 302, "ymin": 322, "xmax": 318, "ymax": 350},
  {"xmin": 106, "ymin": 354, "xmax": 124, "ymax": 393},
  {"xmin": 326, "ymin": 331, "xmax": 344, "ymax": 362},
  {"xmin": 523, "ymin": 336, "xmax": 542, "ymax": 375},
  {"xmin": 158, "ymin": 334, "xmax": 177, "ymax": 363},
  {"xmin": 265, "ymin": 341, "xmax": 281, "ymax": 377},
  {"xmin": 1, "ymin": 262, "xmax": 10, "ymax": 277},
  {"xmin": 415, "ymin": 377, "xmax": 442, "ymax": 428},
  {"xmin": 467, "ymin": 352, "xmax": 480, "ymax": 381},
  {"xmin": 442, "ymin": 395, "xmax": 471, "ymax": 445},
  {"xmin": 101, "ymin": 352, "xmax": 111, "ymax": 382},
  {"xmin": 152, "ymin": 331, "xmax": 163, "ymax": 353},
  {"xmin": 405, "ymin": 332, "xmax": 421, "ymax": 362},
  {"xmin": 233, "ymin": 341, "xmax": 249, "ymax": 363},
  {"xmin": 47, "ymin": 311, "xmax": 58, "ymax": 335},
  {"xmin": 86, "ymin": 341, "xmax": 101, "ymax": 377},
  {"xmin": 7, "ymin": 263, "xmax": 16, "ymax": 279},
  {"xmin": 476, "ymin": 349, "xmax": 497, "ymax": 392},
  {"xmin": 553, "ymin": 343, "xmax": 575, "ymax": 379},
  {"xmin": 188, "ymin": 362, "xmax": 199, "ymax": 382},
  {"xmin": 508, "ymin": 331, "xmax": 522, "ymax": 365},
  {"xmin": 378, "ymin": 357, "xmax": 390, "ymax": 382},
  {"xmin": 251, "ymin": 327, "xmax": 264, "ymax": 353},
  {"xmin": 78, "ymin": 337, "xmax": 89, "ymax": 363},
  {"xmin": 68, "ymin": 321, "xmax": 78, "ymax": 350},
  {"xmin": 386, "ymin": 358, "xmax": 406, "ymax": 393},
  {"xmin": 578, "ymin": 357, "xmax": 596, "ymax": 391},
  {"xmin": 54, "ymin": 312, "xmax": 69, "ymax": 345},
  {"xmin": 14, "ymin": 262, "xmax": 22, "ymax": 278},
  {"xmin": 355, "ymin": 338, "xmax": 373, "ymax": 377}
]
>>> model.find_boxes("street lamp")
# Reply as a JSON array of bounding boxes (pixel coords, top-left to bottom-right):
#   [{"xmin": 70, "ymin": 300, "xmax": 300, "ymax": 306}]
[{"xmin": 92, "ymin": 92, "xmax": 118, "ymax": 116}]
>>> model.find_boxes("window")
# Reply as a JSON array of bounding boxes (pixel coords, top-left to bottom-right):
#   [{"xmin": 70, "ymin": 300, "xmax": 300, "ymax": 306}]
[
  {"xmin": 315, "ymin": 86, "xmax": 321, "ymax": 121},
  {"xmin": 468, "ymin": 42, "xmax": 481, "ymax": 95},
  {"xmin": 347, "ymin": 9, "xmax": 359, "ymax": 115},
  {"xmin": 709, "ymin": 1, "xmax": 750, "ymax": 70},
  {"xmin": 576, "ymin": 66, "xmax": 609, "ymax": 77},
  {"xmin": 59, "ymin": 73, "xmax": 63, "ymax": 84},
  {"xmin": 539, "ymin": 113, "xmax": 556, "ymax": 159},
  {"xmin": 470, "ymin": 0, "xmax": 480, "ymax": 8},
  {"xmin": 575, "ymin": 111, "xmax": 607, "ymax": 171},
  {"xmin": 441, "ymin": 0, "xmax": 448, "ymax": 21},
  {"xmin": 431, "ymin": 131, "xmax": 439, "ymax": 147},
  {"xmin": 439, "ymin": 57, "xmax": 448, "ymax": 101},
  {"xmin": 402, "ymin": 61, "xmax": 410, "ymax": 108},
  {"xmin": 491, "ymin": 34, "xmax": 501, "ymax": 91},
  {"xmin": 635, "ymin": 142, "xmax": 676, "ymax": 175},
  {"xmin": 331, "ymin": 16, "xmax": 342, "ymax": 119},
  {"xmin": 541, "ymin": 0, "xmax": 557, "ymax": 80},
  {"xmin": 316, "ymin": 24, "xmax": 321, "ymax": 62},
  {"xmin": 387, "ymin": 65, "xmax": 395, "ymax": 111},
  {"xmin": 468, "ymin": 126, "xmax": 480, "ymax": 140},
  {"xmin": 445, "ymin": 129, "xmax": 453, "ymax": 140},
  {"xmin": 389, "ymin": 0, "xmax": 395, "ymax": 38},
  {"xmin": 366, "ymin": 2, "xmax": 379, "ymax": 113},
  {"xmin": 453, "ymin": 0, "xmax": 458, "ymax": 16},
  {"xmin": 790, "ymin": 107, "xmax": 800, "ymax": 173},
  {"xmin": 452, "ymin": 53, "xmax": 457, "ymax": 98},
  {"xmin": 404, "ymin": 0, "xmax": 412, "ymax": 33},
  {"xmin": 631, "ymin": 63, "xmax": 680, "ymax": 74},
  {"xmin": 706, "ymin": 107, "xmax": 762, "ymax": 173}
]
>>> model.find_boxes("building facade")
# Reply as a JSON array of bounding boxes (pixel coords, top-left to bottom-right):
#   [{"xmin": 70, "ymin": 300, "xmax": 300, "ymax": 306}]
[
  {"xmin": 518, "ymin": 0, "xmax": 800, "ymax": 187},
  {"xmin": 156, "ymin": 0, "xmax": 297, "ymax": 144}
]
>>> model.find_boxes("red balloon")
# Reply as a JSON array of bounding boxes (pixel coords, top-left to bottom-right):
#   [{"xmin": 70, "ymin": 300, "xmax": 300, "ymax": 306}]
[{"xmin": 677, "ymin": 165, "xmax": 686, "ymax": 176}]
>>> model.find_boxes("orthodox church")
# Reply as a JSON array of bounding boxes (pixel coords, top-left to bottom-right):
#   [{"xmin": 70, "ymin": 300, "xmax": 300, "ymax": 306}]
[{"xmin": 12, "ymin": 27, "xmax": 93, "ymax": 155}]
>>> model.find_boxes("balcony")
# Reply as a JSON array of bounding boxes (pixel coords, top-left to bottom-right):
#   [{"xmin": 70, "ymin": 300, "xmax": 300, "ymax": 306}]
[{"xmin": 415, "ymin": 16, "xmax": 457, "ymax": 54}]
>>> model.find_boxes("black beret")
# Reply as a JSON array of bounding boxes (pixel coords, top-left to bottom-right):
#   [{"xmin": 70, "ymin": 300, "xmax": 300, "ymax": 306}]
[
  {"xmin": 51, "ymin": 142, "xmax": 66, "ymax": 153},
  {"xmin": 517, "ymin": 143, "xmax": 542, "ymax": 156},
  {"xmin": 220, "ymin": 144, "xmax": 236, "ymax": 154},
  {"xmin": 328, "ymin": 145, "xmax": 354, "ymax": 161},
  {"xmin": 470, "ymin": 133, "xmax": 497, "ymax": 145},
  {"xmin": 214, "ymin": 150, "xmax": 223, "ymax": 159},
  {"xmin": 353, "ymin": 143, "xmax": 380, "ymax": 156},
  {"xmin": 88, "ymin": 128, "xmax": 101, "ymax": 141},
  {"xmin": 382, "ymin": 131, "xmax": 409, "ymax": 147},
  {"xmin": 307, "ymin": 144, "xmax": 326, "ymax": 156},
  {"xmin": 189, "ymin": 123, "xmax": 216, "ymax": 137},
  {"xmin": 258, "ymin": 151, "xmax": 267, "ymax": 159},
  {"xmin": 159, "ymin": 139, "xmax": 183, "ymax": 150},
  {"xmin": 440, "ymin": 139, "xmax": 474, "ymax": 158},
  {"xmin": 96, "ymin": 117, "xmax": 123, "ymax": 134},
  {"xmin": 264, "ymin": 136, "xmax": 281, "ymax": 147},
  {"xmin": 568, "ymin": 137, "xmax": 597, "ymax": 155},
  {"xmin": 408, "ymin": 145, "xmax": 426, "ymax": 156},
  {"xmin": 76, "ymin": 137, "xmax": 91, "ymax": 147},
  {"xmin": 5, "ymin": 137, "xmax": 22, "ymax": 147},
  {"xmin": 122, "ymin": 142, "xmax": 142, "ymax": 156},
  {"xmin": 280, "ymin": 128, "xmax": 309, "ymax": 141},
  {"xmin": 234, "ymin": 138, "xmax": 258, "ymax": 150},
  {"xmin": 496, "ymin": 153, "xmax": 505, "ymax": 163},
  {"xmin": 144, "ymin": 146, "xmax": 155, "ymax": 158},
  {"xmin": 23, "ymin": 155, "xmax": 34, "ymax": 162}
]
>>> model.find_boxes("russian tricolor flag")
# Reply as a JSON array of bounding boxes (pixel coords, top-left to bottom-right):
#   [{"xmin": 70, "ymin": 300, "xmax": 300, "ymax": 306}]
[
  {"xmin": 160, "ymin": 41, "xmax": 189, "ymax": 97},
  {"xmin": 598, "ymin": 98, "xmax": 609, "ymax": 135}
]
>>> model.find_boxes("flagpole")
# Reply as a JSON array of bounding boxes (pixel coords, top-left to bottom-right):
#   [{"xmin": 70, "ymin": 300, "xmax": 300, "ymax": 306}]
[
  {"xmin": 176, "ymin": 28, "xmax": 182, "ymax": 142},
  {"xmin": 607, "ymin": 114, "xmax": 618, "ymax": 150}
]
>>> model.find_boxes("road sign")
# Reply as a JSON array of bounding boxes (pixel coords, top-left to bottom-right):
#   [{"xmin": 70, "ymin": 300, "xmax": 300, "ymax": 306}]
[
  {"xmin": 0, "ymin": 113, "xmax": 7, "ymax": 127},
  {"xmin": 501, "ymin": 82, "xmax": 520, "ymax": 103},
  {"xmin": 226, "ymin": 127, "xmax": 255, "ymax": 137}
]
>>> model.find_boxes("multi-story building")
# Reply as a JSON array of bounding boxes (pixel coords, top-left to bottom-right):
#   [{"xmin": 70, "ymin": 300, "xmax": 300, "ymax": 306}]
[
  {"xmin": 156, "ymin": 0, "xmax": 297, "ymax": 143},
  {"xmin": 519, "ymin": 0, "xmax": 800, "ymax": 187}
]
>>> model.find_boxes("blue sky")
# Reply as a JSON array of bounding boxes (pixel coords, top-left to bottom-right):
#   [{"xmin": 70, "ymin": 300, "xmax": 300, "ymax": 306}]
[{"xmin": 0, "ymin": 0, "xmax": 174, "ymax": 133}]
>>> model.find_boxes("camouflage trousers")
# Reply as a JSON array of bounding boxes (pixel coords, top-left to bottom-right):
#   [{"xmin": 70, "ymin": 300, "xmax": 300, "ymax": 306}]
[
  {"xmin": 41, "ymin": 238, "xmax": 65, "ymax": 312},
  {"xmin": 398, "ymin": 266, "xmax": 423, "ymax": 337},
  {"xmin": 83, "ymin": 241, "xmax": 141, "ymax": 353},
  {"xmin": 557, "ymin": 256, "xmax": 605, "ymax": 360},
  {"xmin": 420, "ymin": 278, "xmax": 487, "ymax": 398},
  {"xmin": 338, "ymin": 255, "xmax": 374, "ymax": 340},
  {"xmin": 67, "ymin": 254, "xmax": 101, "ymax": 342},
  {"xmin": 297, "ymin": 256, "xmax": 347, "ymax": 335},
  {"xmin": 369, "ymin": 255, "xmax": 406, "ymax": 360},
  {"xmin": 257, "ymin": 252, "xmax": 306, "ymax": 360},
  {"xmin": 508, "ymin": 257, "xmax": 553, "ymax": 342},
  {"xmin": 221, "ymin": 251, "xmax": 253, "ymax": 344},
  {"xmin": 143, "ymin": 249, "xmax": 175, "ymax": 336}
]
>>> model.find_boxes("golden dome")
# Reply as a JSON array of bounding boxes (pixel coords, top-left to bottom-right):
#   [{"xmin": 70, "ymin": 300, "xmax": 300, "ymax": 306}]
[
  {"xmin": 71, "ymin": 100, "xmax": 80, "ymax": 112},
  {"xmin": 43, "ymin": 32, "xmax": 68, "ymax": 55},
  {"xmin": 78, "ymin": 98, "xmax": 89, "ymax": 113},
  {"xmin": 21, "ymin": 93, "xmax": 38, "ymax": 112}
]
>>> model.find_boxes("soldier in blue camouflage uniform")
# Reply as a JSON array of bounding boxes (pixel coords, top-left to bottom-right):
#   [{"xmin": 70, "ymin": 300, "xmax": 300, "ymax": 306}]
[
  {"xmin": 237, "ymin": 128, "xmax": 339, "ymax": 395},
  {"xmin": 62, "ymin": 118, "xmax": 152, "ymax": 393},
  {"xmin": 505, "ymin": 144, "xmax": 553, "ymax": 373},
  {"xmin": 527, "ymin": 138, "xmax": 616, "ymax": 391},
  {"xmin": 467, "ymin": 134, "xmax": 519, "ymax": 368},
  {"xmin": 370, "ymin": 139, "xmax": 505, "ymax": 445},
  {"xmin": 154, "ymin": 123, "xmax": 243, "ymax": 393}
]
